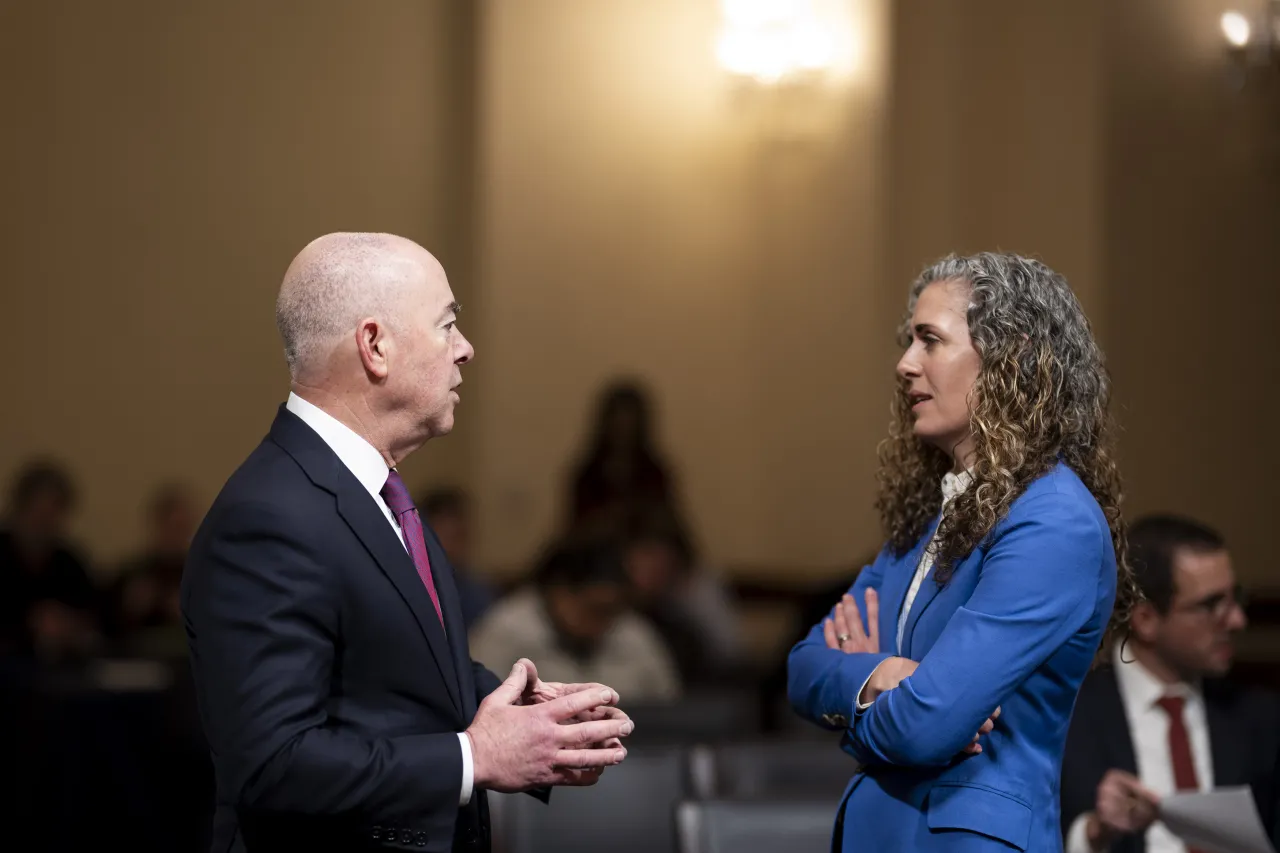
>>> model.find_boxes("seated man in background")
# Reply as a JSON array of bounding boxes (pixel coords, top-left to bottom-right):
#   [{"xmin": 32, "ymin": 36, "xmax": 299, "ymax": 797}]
[
  {"xmin": 105, "ymin": 481, "xmax": 199, "ymax": 656},
  {"xmin": 0, "ymin": 459, "xmax": 100, "ymax": 663},
  {"xmin": 1061, "ymin": 514, "xmax": 1280, "ymax": 852},
  {"xmin": 419, "ymin": 486, "xmax": 494, "ymax": 630},
  {"xmin": 470, "ymin": 535, "xmax": 680, "ymax": 703},
  {"xmin": 620, "ymin": 508, "xmax": 746, "ymax": 687}
]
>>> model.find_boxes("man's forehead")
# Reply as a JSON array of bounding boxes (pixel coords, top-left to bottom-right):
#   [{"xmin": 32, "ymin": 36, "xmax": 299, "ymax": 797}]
[
  {"xmin": 1173, "ymin": 547, "xmax": 1234, "ymax": 595},
  {"xmin": 423, "ymin": 262, "xmax": 457, "ymax": 305}
]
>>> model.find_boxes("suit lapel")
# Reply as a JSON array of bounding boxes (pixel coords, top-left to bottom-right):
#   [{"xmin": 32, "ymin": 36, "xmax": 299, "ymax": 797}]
[
  {"xmin": 423, "ymin": 528, "xmax": 477, "ymax": 720},
  {"xmin": 1205, "ymin": 683, "xmax": 1245, "ymax": 786},
  {"xmin": 336, "ymin": 482, "xmax": 465, "ymax": 719},
  {"xmin": 1096, "ymin": 667, "xmax": 1140, "ymax": 775},
  {"xmin": 901, "ymin": 555, "xmax": 946, "ymax": 659},
  {"xmin": 888, "ymin": 520, "xmax": 938, "ymax": 657},
  {"xmin": 268, "ymin": 405, "xmax": 466, "ymax": 718}
]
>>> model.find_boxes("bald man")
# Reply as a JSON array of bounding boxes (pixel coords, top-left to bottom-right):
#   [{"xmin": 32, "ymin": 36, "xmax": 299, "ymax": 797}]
[{"xmin": 181, "ymin": 233, "xmax": 632, "ymax": 853}]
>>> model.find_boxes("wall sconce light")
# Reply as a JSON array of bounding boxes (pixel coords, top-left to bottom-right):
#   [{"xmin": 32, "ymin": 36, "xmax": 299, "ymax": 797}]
[
  {"xmin": 1221, "ymin": 2, "xmax": 1280, "ymax": 87},
  {"xmin": 715, "ymin": 0, "xmax": 837, "ymax": 85}
]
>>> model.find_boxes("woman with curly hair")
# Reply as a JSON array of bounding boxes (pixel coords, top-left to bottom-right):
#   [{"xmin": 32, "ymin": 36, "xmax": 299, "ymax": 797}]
[{"xmin": 787, "ymin": 252, "xmax": 1137, "ymax": 852}]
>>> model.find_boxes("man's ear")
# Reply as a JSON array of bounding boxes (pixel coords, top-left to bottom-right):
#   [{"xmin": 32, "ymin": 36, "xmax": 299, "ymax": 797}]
[
  {"xmin": 355, "ymin": 318, "xmax": 389, "ymax": 379},
  {"xmin": 1130, "ymin": 600, "xmax": 1162, "ymax": 644}
]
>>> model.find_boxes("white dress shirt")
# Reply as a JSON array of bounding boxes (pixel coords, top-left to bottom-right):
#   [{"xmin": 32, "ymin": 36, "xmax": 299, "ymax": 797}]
[
  {"xmin": 286, "ymin": 392, "xmax": 475, "ymax": 807},
  {"xmin": 854, "ymin": 470, "xmax": 972, "ymax": 714},
  {"xmin": 896, "ymin": 469, "xmax": 972, "ymax": 653},
  {"xmin": 1065, "ymin": 646, "xmax": 1213, "ymax": 853}
]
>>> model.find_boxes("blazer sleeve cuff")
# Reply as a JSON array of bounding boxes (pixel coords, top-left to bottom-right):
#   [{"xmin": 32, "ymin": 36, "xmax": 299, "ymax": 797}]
[
  {"xmin": 854, "ymin": 662, "xmax": 885, "ymax": 714},
  {"xmin": 817, "ymin": 652, "xmax": 893, "ymax": 728}
]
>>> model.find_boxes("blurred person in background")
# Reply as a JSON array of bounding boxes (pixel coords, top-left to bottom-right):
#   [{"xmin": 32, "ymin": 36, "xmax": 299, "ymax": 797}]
[
  {"xmin": 105, "ymin": 480, "xmax": 199, "ymax": 655},
  {"xmin": 420, "ymin": 486, "xmax": 494, "ymax": 630},
  {"xmin": 620, "ymin": 507, "xmax": 745, "ymax": 687},
  {"xmin": 470, "ymin": 534, "xmax": 680, "ymax": 703},
  {"xmin": 566, "ymin": 379, "xmax": 677, "ymax": 532},
  {"xmin": 0, "ymin": 458, "xmax": 99, "ymax": 663},
  {"xmin": 1061, "ymin": 514, "xmax": 1280, "ymax": 853}
]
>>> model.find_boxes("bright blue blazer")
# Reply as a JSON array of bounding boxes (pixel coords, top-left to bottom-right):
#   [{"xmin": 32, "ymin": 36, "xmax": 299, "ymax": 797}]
[{"xmin": 787, "ymin": 463, "xmax": 1117, "ymax": 852}]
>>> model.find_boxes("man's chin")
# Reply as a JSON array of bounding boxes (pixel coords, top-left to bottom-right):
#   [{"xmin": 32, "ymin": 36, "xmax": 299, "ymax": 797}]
[
  {"xmin": 1205, "ymin": 649, "xmax": 1235, "ymax": 677},
  {"xmin": 426, "ymin": 413, "xmax": 456, "ymax": 438}
]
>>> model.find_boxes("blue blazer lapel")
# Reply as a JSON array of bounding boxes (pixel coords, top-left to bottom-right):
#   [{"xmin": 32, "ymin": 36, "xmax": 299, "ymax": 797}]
[
  {"xmin": 901, "ymin": 548, "xmax": 943, "ymax": 659},
  {"xmin": 881, "ymin": 523, "xmax": 937, "ymax": 656}
]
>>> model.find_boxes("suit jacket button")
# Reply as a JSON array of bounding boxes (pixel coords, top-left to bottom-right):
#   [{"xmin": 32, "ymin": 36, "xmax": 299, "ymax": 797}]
[
  {"xmin": 400, "ymin": 828, "xmax": 413, "ymax": 844},
  {"xmin": 371, "ymin": 825, "xmax": 382, "ymax": 840},
  {"xmin": 415, "ymin": 830, "xmax": 428, "ymax": 846},
  {"xmin": 822, "ymin": 713, "xmax": 849, "ymax": 727}
]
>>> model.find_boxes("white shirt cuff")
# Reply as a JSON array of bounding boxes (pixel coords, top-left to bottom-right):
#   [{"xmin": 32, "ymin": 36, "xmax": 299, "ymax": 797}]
[
  {"xmin": 855, "ymin": 662, "xmax": 884, "ymax": 713},
  {"xmin": 1065, "ymin": 812, "xmax": 1094, "ymax": 853},
  {"xmin": 457, "ymin": 732, "xmax": 474, "ymax": 806}
]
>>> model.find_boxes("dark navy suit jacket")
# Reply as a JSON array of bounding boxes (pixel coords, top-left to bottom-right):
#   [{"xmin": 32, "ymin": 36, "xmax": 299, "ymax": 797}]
[
  {"xmin": 182, "ymin": 407, "xmax": 507, "ymax": 853},
  {"xmin": 1061, "ymin": 666, "xmax": 1280, "ymax": 853},
  {"xmin": 788, "ymin": 463, "xmax": 1118, "ymax": 852}
]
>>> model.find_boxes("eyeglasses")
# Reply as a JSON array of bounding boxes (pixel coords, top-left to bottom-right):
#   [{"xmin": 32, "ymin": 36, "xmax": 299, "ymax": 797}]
[{"xmin": 1173, "ymin": 583, "xmax": 1248, "ymax": 621}]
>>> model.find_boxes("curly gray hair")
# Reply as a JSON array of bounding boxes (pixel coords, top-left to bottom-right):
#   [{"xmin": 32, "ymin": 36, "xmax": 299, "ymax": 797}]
[
  {"xmin": 902, "ymin": 252, "xmax": 1108, "ymax": 447},
  {"xmin": 877, "ymin": 251, "xmax": 1136, "ymax": 655}
]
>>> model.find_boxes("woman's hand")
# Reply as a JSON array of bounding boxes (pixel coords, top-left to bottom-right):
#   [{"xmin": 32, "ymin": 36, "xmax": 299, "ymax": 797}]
[
  {"xmin": 823, "ymin": 589, "xmax": 879, "ymax": 654},
  {"xmin": 861, "ymin": 656, "xmax": 999, "ymax": 757},
  {"xmin": 817, "ymin": 586, "xmax": 1002, "ymax": 761},
  {"xmin": 863, "ymin": 656, "xmax": 917, "ymax": 702}
]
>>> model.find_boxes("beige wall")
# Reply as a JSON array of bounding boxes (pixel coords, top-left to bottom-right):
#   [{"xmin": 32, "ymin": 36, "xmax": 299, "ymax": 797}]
[
  {"xmin": 885, "ymin": 0, "xmax": 1107, "ymax": 346},
  {"xmin": 1104, "ymin": 0, "xmax": 1280, "ymax": 589},
  {"xmin": 0, "ymin": 0, "xmax": 475, "ymax": 568},
  {"xmin": 472, "ymin": 0, "xmax": 891, "ymax": 575},
  {"xmin": 3, "ymin": 0, "xmax": 1274, "ymax": 592},
  {"xmin": 886, "ymin": 0, "xmax": 1279, "ymax": 589}
]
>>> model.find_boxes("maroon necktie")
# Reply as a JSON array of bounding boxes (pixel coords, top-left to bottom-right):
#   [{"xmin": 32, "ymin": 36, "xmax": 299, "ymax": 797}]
[
  {"xmin": 1156, "ymin": 695, "xmax": 1205, "ymax": 853},
  {"xmin": 381, "ymin": 470, "xmax": 444, "ymax": 628}
]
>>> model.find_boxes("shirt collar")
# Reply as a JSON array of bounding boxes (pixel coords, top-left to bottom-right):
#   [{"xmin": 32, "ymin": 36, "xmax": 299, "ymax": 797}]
[
  {"xmin": 1111, "ymin": 643, "xmax": 1200, "ymax": 712},
  {"xmin": 285, "ymin": 392, "xmax": 391, "ymax": 503},
  {"xmin": 941, "ymin": 469, "xmax": 973, "ymax": 505}
]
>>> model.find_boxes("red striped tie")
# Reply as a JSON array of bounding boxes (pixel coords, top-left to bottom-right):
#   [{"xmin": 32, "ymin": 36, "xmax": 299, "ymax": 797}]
[{"xmin": 381, "ymin": 470, "xmax": 444, "ymax": 628}]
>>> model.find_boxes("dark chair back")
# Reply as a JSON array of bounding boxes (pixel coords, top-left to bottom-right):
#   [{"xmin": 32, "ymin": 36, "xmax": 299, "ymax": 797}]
[
  {"xmin": 490, "ymin": 747, "xmax": 690, "ymax": 853},
  {"xmin": 676, "ymin": 799, "xmax": 835, "ymax": 853}
]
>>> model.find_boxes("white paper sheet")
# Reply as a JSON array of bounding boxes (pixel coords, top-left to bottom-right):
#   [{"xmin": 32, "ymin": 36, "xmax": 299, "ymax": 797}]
[{"xmin": 1160, "ymin": 786, "xmax": 1276, "ymax": 853}]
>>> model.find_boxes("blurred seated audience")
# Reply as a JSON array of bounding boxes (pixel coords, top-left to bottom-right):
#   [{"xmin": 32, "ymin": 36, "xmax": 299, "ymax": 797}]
[
  {"xmin": 104, "ymin": 481, "xmax": 199, "ymax": 658},
  {"xmin": 1061, "ymin": 514, "xmax": 1280, "ymax": 853},
  {"xmin": 419, "ymin": 485, "xmax": 494, "ymax": 629},
  {"xmin": 0, "ymin": 459, "xmax": 100, "ymax": 663},
  {"xmin": 760, "ymin": 555, "xmax": 879, "ymax": 730},
  {"xmin": 470, "ymin": 534, "xmax": 681, "ymax": 702},
  {"xmin": 621, "ymin": 508, "xmax": 746, "ymax": 687},
  {"xmin": 567, "ymin": 378, "xmax": 677, "ymax": 531}
]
